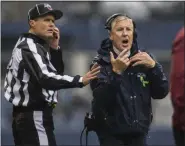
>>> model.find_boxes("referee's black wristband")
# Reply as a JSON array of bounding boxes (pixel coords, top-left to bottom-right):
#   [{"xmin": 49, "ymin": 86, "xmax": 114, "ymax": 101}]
[{"xmin": 73, "ymin": 75, "xmax": 84, "ymax": 88}]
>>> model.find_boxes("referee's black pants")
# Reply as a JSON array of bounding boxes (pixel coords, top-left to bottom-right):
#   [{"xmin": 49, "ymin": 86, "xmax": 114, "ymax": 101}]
[{"xmin": 12, "ymin": 106, "xmax": 56, "ymax": 146}]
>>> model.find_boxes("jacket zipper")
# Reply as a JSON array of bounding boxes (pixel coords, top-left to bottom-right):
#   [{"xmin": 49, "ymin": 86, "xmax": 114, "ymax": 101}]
[{"xmin": 128, "ymin": 72, "xmax": 138, "ymax": 128}]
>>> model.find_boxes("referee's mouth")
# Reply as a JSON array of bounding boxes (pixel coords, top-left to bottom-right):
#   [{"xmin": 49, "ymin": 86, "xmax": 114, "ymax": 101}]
[{"xmin": 48, "ymin": 29, "xmax": 53, "ymax": 33}]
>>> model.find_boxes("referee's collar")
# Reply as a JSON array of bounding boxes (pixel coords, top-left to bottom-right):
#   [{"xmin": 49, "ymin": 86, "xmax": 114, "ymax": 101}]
[{"xmin": 22, "ymin": 33, "xmax": 48, "ymax": 45}]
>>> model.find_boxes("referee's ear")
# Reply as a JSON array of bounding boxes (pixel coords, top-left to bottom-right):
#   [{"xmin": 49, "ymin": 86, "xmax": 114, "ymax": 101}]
[{"xmin": 29, "ymin": 20, "xmax": 36, "ymax": 28}]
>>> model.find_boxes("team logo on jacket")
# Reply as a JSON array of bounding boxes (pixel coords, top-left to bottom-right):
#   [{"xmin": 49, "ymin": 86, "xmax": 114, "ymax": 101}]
[{"xmin": 137, "ymin": 73, "xmax": 149, "ymax": 87}]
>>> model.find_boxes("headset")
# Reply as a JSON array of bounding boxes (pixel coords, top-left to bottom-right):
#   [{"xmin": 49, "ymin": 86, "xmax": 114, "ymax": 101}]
[{"xmin": 104, "ymin": 13, "xmax": 138, "ymax": 40}]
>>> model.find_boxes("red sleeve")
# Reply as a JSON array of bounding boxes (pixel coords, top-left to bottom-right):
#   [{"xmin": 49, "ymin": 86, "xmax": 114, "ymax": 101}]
[{"xmin": 170, "ymin": 27, "xmax": 185, "ymax": 107}]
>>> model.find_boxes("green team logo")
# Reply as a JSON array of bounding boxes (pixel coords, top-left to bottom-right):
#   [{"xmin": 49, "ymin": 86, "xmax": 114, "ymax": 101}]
[
  {"xmin": 137, "ymin": 73, "xmax": 149, "ymax": 87},
  {"xmin": 48, "ymin": 102, "xmax": 57, "ymax": 108}
]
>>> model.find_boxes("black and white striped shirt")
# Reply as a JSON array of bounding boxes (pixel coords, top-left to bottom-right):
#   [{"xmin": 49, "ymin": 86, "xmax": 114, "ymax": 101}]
[{"xmin": 4, "ymin": 33, "xmax": 84, "ymax": 108}]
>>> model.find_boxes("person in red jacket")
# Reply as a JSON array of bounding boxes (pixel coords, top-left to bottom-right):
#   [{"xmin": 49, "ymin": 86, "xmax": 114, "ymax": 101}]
[{"xmin": 170, "ymin": 26, "xmax": 185, "ymax": 146}]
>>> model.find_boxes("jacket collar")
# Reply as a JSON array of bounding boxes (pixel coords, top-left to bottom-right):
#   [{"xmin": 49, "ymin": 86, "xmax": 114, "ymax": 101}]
[
  {"xmin": 97, "ymin": 38, "xmax": 139, "ymax": 63},
  {"xmin": 22, "ymin": 33, "xmax": 48, "ymax": 46},
  {"xmin": 22, "ymin": 33, "xmax": 50, "ymax": 52}
]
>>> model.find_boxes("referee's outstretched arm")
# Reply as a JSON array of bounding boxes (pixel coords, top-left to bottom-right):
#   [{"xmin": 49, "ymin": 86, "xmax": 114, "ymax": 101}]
[{"xmin": 22, "ymin": 38, "xmax": 100, "ymax": 90}]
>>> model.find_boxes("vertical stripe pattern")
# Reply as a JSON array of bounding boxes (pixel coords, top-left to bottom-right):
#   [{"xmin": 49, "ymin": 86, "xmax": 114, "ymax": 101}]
[
  {"xmin": 4, "ymin": 36, "xmax": 59, "ymax": 106},
  {"xmin": 4, "ymin": 34, "xmax": 82, "ymax": 107},
  {"xmin": 33, "ymin": 111, "xmax": 49, "ymax": 145}
]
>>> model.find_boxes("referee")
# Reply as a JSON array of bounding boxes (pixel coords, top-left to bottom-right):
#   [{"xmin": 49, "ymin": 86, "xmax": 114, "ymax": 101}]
[{"xmin": 3, "ymin": 3, "xmax": 100, "ymax": 146}]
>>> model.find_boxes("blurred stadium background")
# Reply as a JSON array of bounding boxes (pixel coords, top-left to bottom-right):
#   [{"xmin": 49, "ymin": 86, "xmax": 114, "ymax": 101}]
[{"xmin": 1, "ymin": 1, "xmax": 184, "ymax": 145}]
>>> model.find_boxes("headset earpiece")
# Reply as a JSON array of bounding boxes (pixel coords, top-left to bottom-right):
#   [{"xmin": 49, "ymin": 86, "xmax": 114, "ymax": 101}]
[{"xmin": 104, "ymin": 13, "xmax": 124, "ymax": 30}]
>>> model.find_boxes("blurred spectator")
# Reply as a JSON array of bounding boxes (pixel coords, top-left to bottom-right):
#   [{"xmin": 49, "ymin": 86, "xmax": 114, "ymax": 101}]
[{"xmin": 170, "ymin": 27, "xmax": 185, "ymax": 146}]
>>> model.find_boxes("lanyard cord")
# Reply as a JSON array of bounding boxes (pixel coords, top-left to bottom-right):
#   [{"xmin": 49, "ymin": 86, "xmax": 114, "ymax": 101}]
[{"xmin": 80, "ymin": 126, "xmax": 89, "ymax": 146}]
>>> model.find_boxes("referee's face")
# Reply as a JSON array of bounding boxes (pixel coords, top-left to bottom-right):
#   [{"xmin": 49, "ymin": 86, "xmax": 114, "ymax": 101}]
[{"xmin": 30, "ymin": 14, "xmax": 56, "ymax": 40}]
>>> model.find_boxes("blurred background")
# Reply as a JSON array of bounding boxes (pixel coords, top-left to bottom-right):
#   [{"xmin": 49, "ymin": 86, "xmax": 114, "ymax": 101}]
[{"xmin": 1, "ymin": 1, "xmax": 184, "ymax": 145}]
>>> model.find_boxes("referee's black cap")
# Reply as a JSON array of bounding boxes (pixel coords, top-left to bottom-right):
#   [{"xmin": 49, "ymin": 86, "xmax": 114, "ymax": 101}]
[{"xmin": 28, "ymin": 3, "xmax": 63, "ymax": 21}]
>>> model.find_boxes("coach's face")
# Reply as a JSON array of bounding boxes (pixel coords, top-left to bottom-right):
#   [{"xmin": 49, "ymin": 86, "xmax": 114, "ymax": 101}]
[
  {"xmin": 109, "ymin": 17, "xmax": 134, "ymax": 52},
  {"xmin": 29, "ymin": 14, "xmax": 55, "ymax": 40}
]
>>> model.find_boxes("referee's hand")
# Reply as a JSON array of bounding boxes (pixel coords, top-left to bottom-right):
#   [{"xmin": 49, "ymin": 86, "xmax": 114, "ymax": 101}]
[{"xmin": 82, "ymin": 63, "xmax": 100, "ymax": 86}]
